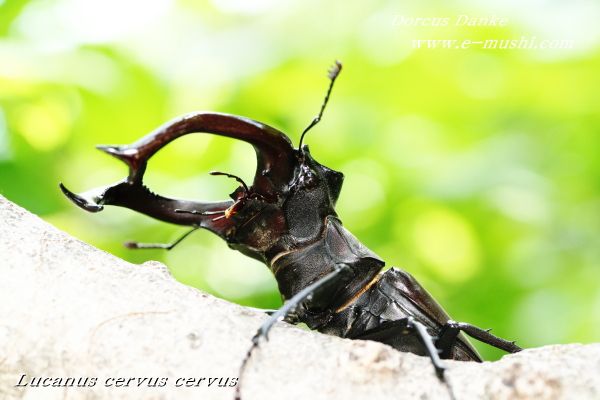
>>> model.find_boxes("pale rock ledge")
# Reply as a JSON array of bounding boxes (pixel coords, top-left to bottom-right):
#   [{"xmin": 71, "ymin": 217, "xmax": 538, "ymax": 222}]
[{"xmin": 0, "ymin": 195, "xmax": 598, "ymax": 400}]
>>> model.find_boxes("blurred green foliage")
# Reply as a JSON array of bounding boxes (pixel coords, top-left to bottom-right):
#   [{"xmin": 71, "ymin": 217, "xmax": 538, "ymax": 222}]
[{"xmin": 1, "ymin": 0, "xmax": 599, "ymax": 361}]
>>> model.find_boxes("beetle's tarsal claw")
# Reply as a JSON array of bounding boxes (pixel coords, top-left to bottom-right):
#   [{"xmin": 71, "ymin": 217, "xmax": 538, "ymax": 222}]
[
  {"xmin": 436, "ymin": 367, "xmax": 445, "ymax": 380},
  {"xmin": 123, "ymin": 240, "xmax": 139, "ymax": 249},
  {"xmin": 59, "ymin": 182, "xmax": 104, "ymax": 213}
]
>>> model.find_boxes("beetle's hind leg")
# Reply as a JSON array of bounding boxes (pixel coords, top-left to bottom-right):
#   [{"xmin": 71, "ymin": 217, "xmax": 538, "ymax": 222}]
[
  {"xmin": 123, "ymin": 227, "xmax": 200, "ymax": 250},
  {"xmin": 436, "ymin": 320, "xmax": 523, "ymax": 359}
]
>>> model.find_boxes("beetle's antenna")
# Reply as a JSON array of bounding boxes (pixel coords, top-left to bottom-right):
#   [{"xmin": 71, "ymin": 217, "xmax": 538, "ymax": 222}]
[
  {"xmin": 298, "ymin": 60, "xmax": 342, "ymax": 151},
  {"xmin": 209, "ymin": 171, "xmax": 249, "ymax": 194},
  {"xmin": 173, "ymin": 171, "xmax": 256, "ymax": 222}
]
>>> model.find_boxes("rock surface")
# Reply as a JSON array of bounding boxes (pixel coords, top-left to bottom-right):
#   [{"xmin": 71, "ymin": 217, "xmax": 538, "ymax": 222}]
[{"xmin": 0, "ymin": 194, "xmax": 599, "ymax": 400}]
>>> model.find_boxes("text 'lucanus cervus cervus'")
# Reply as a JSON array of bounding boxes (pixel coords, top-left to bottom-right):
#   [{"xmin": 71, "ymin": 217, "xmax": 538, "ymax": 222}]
[{"xmin": 60, "ymin": 61, "xmax": 522, "ymax": 399}]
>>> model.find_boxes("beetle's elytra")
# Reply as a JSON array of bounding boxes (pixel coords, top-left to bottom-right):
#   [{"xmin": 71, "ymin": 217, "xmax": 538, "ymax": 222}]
[{"xmin": 60, "ymin": 61, "xmax": 522, "ymax": 399}]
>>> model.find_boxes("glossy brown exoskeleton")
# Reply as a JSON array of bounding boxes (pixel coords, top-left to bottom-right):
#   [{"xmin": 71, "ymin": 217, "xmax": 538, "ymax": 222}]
[{"xmin": 60, "ymin": 61, "xmax": 522, "ymax": 398}]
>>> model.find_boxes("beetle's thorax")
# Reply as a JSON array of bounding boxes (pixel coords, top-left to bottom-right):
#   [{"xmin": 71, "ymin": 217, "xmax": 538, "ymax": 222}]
[{"xmin": 270, "ymin": 216, "xmax": 385, "ymax": 317}]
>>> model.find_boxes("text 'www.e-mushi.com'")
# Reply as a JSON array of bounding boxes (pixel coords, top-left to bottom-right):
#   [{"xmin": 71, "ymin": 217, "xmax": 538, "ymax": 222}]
[
  {"xmin": 412, "ymin": 37, "xmax": 574, "ymax": 50},
  {"xmin": 390, "ymin": 15, "xmax": 574, "ymax": 50}
]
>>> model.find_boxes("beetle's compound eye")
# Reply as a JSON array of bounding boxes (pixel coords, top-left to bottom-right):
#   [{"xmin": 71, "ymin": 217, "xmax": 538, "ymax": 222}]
[{"xmin": 302, "ymin": 170, "xmax": 319, "ymax": 189}]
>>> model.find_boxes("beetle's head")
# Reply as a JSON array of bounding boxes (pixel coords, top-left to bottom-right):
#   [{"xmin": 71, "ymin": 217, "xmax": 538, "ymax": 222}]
[
  {"xmin": 293, "ymin": 144, "xmax": 344, "ymax": 207},
  {"xmin": 218, "ymin": 61, "xmax": 344, "ymax": 246},
  {"xmin": 59, "ymin": 61, "xmax": 344, "ymax": 246}
]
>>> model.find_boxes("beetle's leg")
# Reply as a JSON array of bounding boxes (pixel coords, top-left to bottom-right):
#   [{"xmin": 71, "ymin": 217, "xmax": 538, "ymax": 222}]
[
  {"xmin": 436, "ymin": 320, "xmax": 523, "ymax": 358},
  {"xmin": 244, "ymin": 307, "xmax": 278, "ymax": 316},
  {"xmin": 350, "ymin": 318, "xmax": 446, "ymax": 379},
  {"xmin": 235, "ymin": 263, "xmax": 354, "ymax": 400},
  {"xmin": 351, "ymin": 318, "xmax": 457, "ymax": 400},
  {"xmin": 253, "ymin": 264, "xmax": 353, "ymax": 342},
  {"xmin": 123, "ymin": 227, "xmax": 200, "ymax": 250}
]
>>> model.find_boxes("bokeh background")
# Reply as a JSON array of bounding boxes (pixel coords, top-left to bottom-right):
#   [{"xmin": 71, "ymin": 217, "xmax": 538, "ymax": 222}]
[{"xmin": 1, "ymin": 0, "xmax": 600, "ymax": 361}]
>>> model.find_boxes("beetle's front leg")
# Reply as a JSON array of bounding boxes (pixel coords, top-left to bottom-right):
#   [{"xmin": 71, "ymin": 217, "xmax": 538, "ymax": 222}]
[
  {"xmin": 253, "ymin": 264, "xmax": 354, "ymax": 342},
  {"xmin": 235, "ymin": 264, "xmax": 354, "ymax": 400}
]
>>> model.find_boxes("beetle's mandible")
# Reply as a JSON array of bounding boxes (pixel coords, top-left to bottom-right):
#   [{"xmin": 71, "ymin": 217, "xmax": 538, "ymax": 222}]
[{"xmin": 60, "ymin": 61, "xmax": 522, "ymax": 399}]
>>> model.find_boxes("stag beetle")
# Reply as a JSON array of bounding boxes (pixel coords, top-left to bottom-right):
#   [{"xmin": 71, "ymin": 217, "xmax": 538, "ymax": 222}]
[{"xmin": 60, "ymin": 61, "xmax": 522, "ymax": 399}]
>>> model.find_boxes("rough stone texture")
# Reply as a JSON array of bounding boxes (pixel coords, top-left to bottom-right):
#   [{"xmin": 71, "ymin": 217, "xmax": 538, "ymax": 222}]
[{"xmin": 0, "ymin": 194, "xmax": 599, "ymax": 400}]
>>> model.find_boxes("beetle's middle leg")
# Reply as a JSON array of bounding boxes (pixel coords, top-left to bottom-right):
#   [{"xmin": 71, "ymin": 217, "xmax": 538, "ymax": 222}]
[
  {"xmin": 350, "ymin": 318, "xmax": 456, "ymax": 400},
  {"xmin": 350, "ymin": 318, "xmax": 447, "ymax": 379}
]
